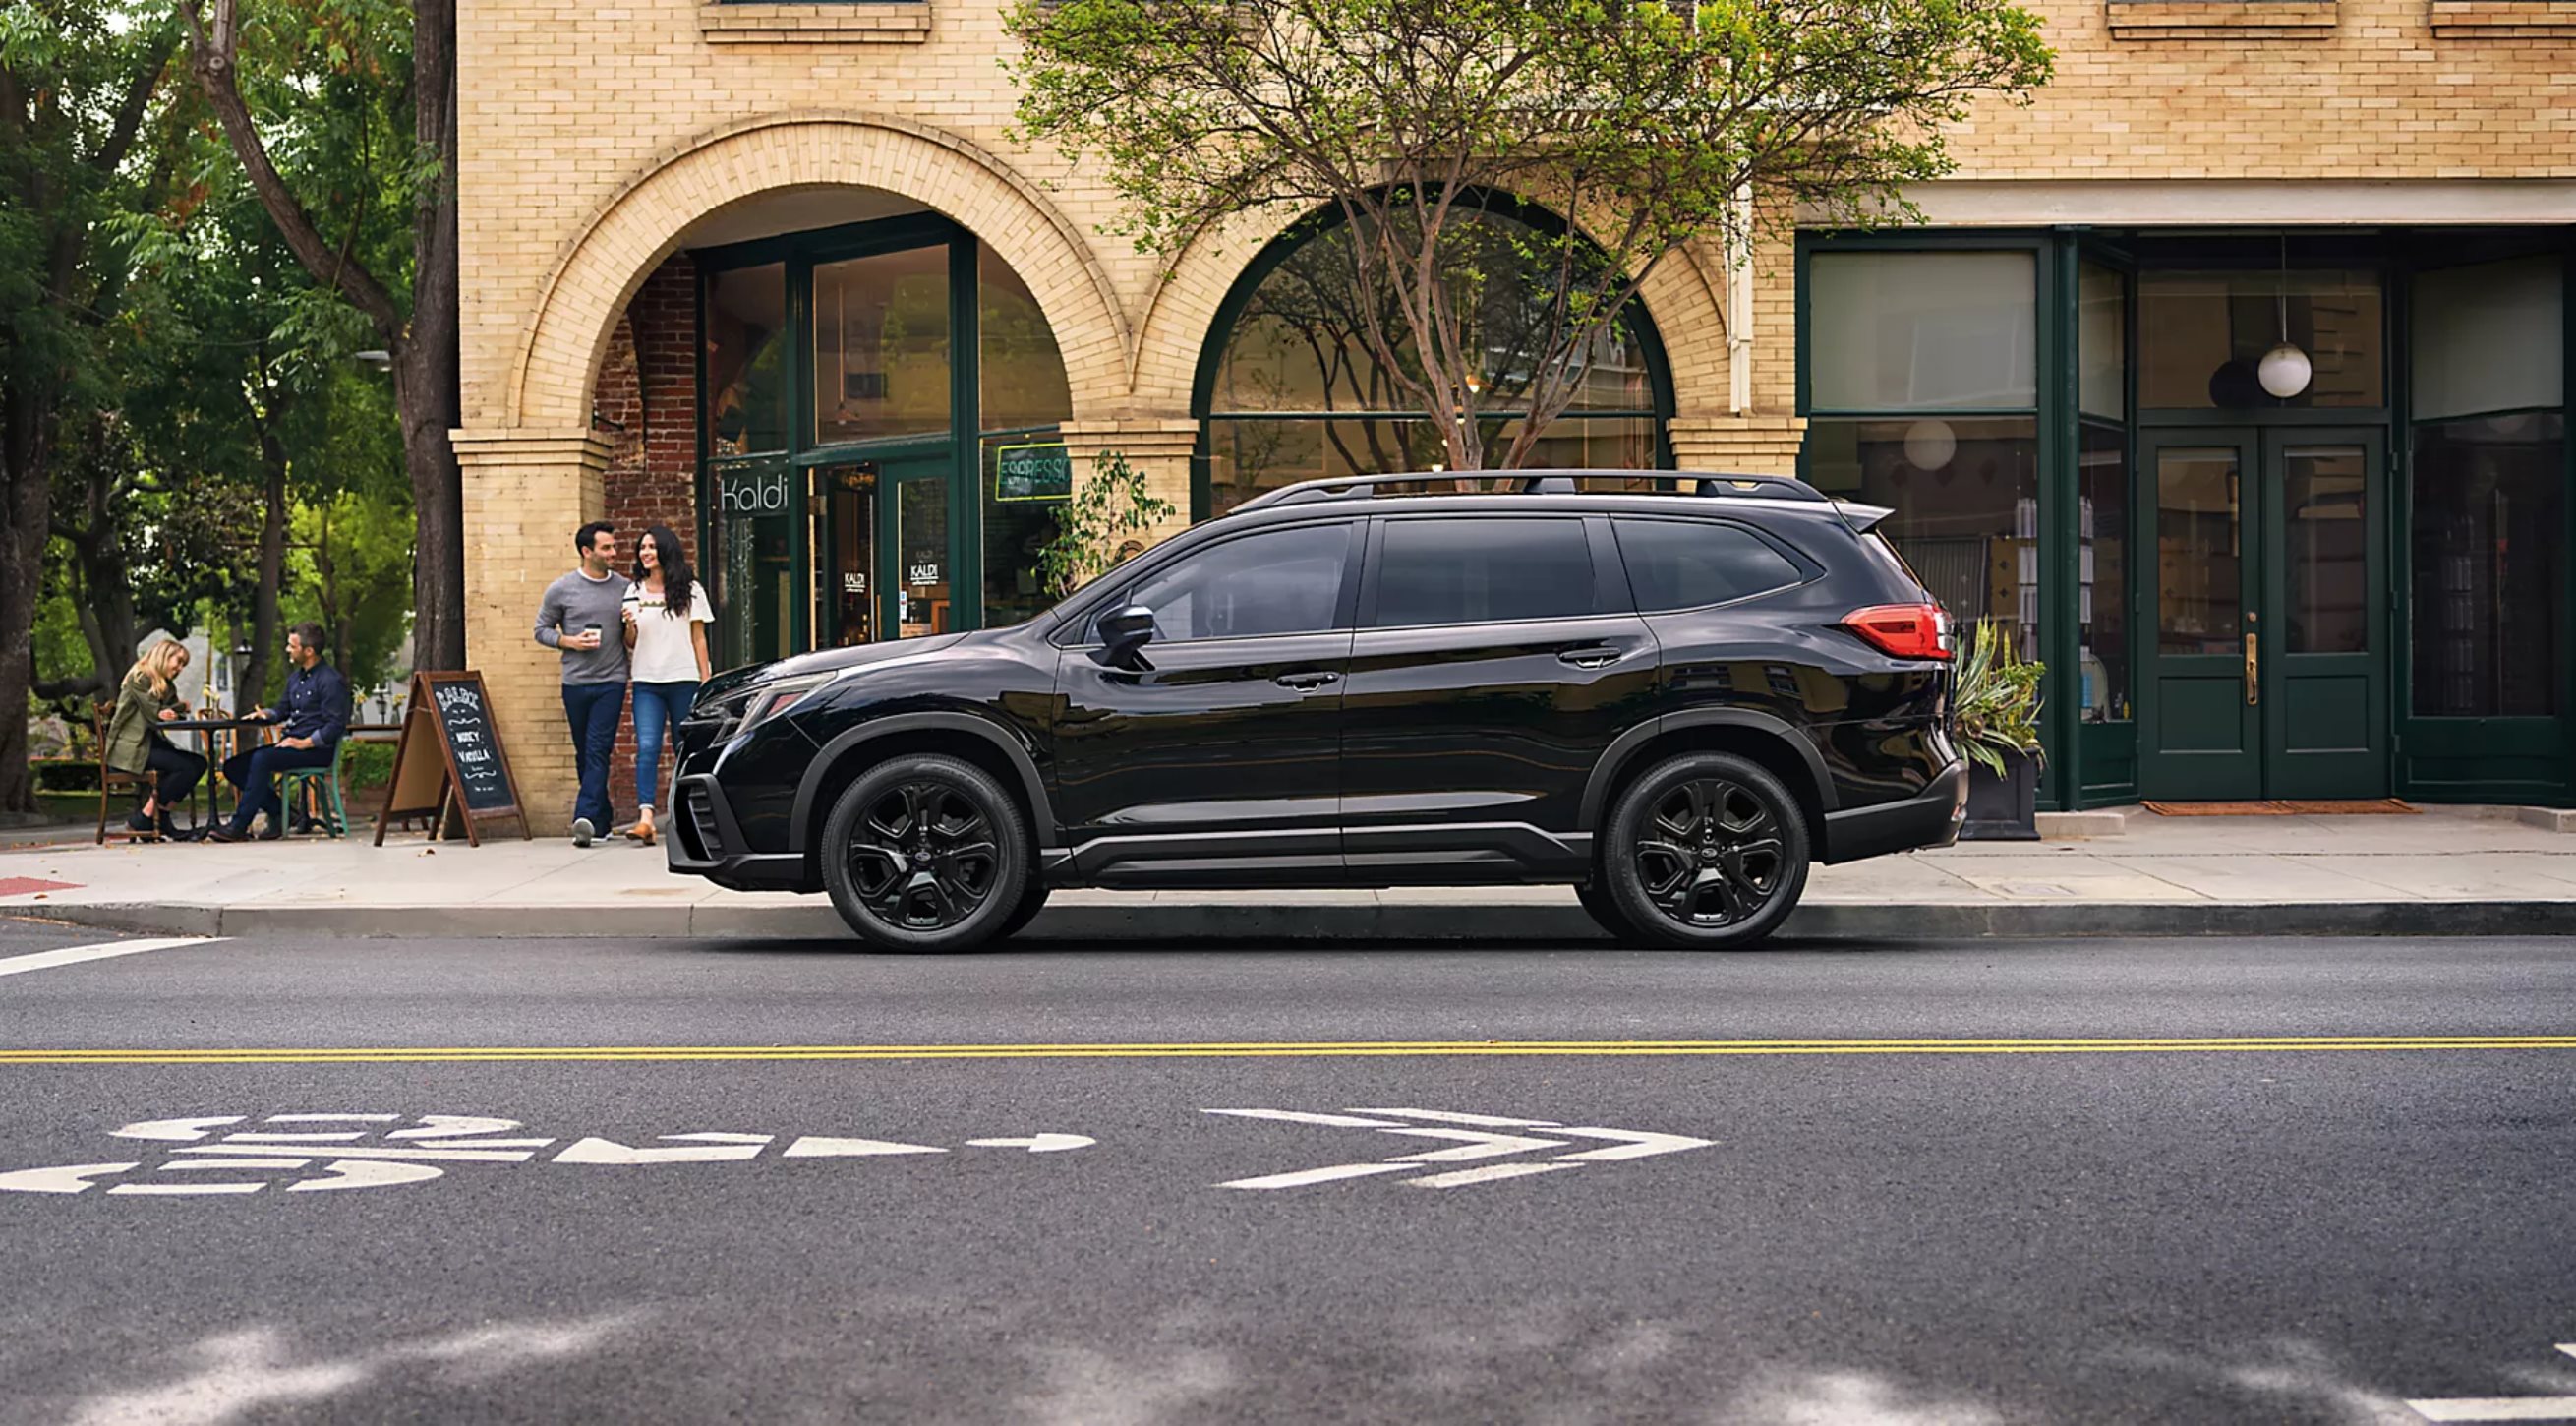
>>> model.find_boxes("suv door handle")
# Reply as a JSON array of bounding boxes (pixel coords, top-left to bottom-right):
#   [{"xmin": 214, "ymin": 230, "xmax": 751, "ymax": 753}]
[
  {"xmin": 1273, "ymin": 671, "xmax": 1341, "ymax": 691},
  {"xmin": 1557, "ymin": 648, "xmax": 1620, "ymax": 670}
]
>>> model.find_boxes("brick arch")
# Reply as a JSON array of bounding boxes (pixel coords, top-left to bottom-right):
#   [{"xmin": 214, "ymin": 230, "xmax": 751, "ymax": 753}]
[
  {"xmin": 511, "ymin": 113, "xmax": 1130, "ymax": 431},
  {"xmin": 1125, "ymin": 200, "xmax": 1733, "ymax": 417}
]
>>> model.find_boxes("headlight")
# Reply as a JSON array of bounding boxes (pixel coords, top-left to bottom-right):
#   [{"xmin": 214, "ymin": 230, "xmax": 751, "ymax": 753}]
[{"xmin": 736, "ymin": 673, "xmax": 833, "ymax": 734}]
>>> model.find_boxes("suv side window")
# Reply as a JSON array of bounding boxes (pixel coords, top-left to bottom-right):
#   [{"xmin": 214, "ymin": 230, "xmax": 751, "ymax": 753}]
[
  {"xmin": 1371, "ymin": 517, "xmax": 1596, "ymax": 628},
  {"xmin": 1109, "ymin": 523, "xmax": 1352, "ymax": 643},
  {"xmin": 1611, "ymin": 517, "xmax": 1806, "ymax": 612}
]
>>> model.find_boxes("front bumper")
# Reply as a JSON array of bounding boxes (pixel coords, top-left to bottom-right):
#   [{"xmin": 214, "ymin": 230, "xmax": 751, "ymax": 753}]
[
  {"xmin": 666, "ymin": 772, "xmax": 814, "ymax": 892},
  {"xmin": 1818, "ymin": 758, "xmax": 1966, "ymax": 864}
]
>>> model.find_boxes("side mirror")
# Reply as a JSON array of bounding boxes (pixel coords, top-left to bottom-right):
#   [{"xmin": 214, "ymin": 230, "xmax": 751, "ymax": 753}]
[{"xmin": 1097, "ymin": 605, "xmax": 1157, "ymax": 669}]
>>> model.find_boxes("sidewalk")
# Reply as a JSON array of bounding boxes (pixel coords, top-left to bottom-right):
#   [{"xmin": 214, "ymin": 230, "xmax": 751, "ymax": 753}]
[{"xmin": 8, "ymin": 805, "xmax": 2576, "ymax": 941}]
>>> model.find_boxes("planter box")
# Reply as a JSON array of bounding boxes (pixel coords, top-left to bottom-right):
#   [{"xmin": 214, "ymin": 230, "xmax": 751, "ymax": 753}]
[{"xmin": 1961, "ymin": 749, "xmax": 2040, "ymax": 841}]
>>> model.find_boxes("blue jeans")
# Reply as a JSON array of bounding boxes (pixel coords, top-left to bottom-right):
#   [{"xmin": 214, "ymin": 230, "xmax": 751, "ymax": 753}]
[
  {"xmin": 221, "ymin": 742, "xmax": 333, "ymax": 834},
  {"xmin": 631, "ymin": 681, "xmax": 698, "ymax": 812},
  {"xmin": 562, "ymin": 682, "xmax": 623, "ymax": 831}
]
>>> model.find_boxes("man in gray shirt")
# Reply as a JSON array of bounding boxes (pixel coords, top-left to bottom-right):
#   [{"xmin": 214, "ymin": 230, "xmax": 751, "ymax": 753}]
[{"xmin": 535, "ymin": 521, "xmax": 631, "ymax": 846}]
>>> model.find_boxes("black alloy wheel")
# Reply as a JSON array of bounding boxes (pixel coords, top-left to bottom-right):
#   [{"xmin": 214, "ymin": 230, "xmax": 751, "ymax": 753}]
[
  {"xmin": 1602, "ymin": 751, "xmax": 1809, "ymax": 949},
  {"xmin": 821, "ymin": 754, "xmax": 1030, "ymax": 952}
]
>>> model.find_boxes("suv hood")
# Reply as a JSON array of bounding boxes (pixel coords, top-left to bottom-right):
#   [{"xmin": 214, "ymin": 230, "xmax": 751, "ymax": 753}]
[{"xmin": 760, "ymin": 631, "xmax": 972, "ymax": 682}]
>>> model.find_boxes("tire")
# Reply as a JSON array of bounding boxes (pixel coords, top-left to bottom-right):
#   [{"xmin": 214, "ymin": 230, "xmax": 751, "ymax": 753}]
[
  {"xmin": 994, "ymin": 881, "xmax": 1051, "ymax": 943},
  {"xmin": 1600, "ymin": 751, "xmax": 1810, "ymax": 950},
  {"xmin": 1574, "ymin": 880, "xmax": 1641, "ymax": 943},
  {"xmin": 820, "ymin": 753, "xmax": 1031, "ymax": 953}
]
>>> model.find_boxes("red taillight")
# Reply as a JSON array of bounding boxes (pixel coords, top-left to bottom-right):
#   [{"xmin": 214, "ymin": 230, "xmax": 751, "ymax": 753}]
[{"xmin": 1843, "ymin": 603, "xmax": 1953, "ymax": 661}]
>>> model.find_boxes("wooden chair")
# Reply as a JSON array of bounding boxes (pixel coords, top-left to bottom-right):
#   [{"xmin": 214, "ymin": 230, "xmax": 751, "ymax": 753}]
[{"xmin": 90, "ymin": 704, "xmax": 159, "ymax": 846}]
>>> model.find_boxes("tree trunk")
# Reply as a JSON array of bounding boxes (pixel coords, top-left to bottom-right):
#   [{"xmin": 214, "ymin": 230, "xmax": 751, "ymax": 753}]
[
  {"xmin": 0, "ymin": 446, "xmax": 47, "ymax": 816},
  {"xmin": 241, "ymin": 426, "xmax": 288, "ymax": 715},
  {"xmin": 395, "ymin": 347, "xmax": 463, "ymax": 673}
]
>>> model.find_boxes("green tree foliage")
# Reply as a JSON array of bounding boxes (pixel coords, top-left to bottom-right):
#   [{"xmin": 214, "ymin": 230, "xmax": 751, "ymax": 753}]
[
  {"xmin": 1009, "ymin": 0, "xmax": 2052, "ymax": 471},
  {"xmin": 1036, "ymin": 452, "xmax": 1176, "ymax": 597}
]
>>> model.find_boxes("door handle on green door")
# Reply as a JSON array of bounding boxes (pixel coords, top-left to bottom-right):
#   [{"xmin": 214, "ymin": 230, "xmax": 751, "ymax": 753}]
[{"xmin": 2246, "ymin": 631, "xmax": 2258, "ymax": 706}]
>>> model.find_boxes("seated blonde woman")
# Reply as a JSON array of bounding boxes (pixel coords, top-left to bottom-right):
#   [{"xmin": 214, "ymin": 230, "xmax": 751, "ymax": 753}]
[{"xmin": 104, "ymin": 640, "xmax": 205, "ymax": 840}]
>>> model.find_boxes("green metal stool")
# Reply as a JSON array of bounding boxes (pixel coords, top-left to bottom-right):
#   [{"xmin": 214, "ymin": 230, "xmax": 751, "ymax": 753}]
[{"xmin": 275, "ymin": 747, "xmax": 348, "ymax": 838}]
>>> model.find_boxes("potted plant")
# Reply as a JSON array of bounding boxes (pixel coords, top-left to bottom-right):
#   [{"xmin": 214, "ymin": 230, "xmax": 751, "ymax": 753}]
[{"xmin": 1954, "ymin": 619, "xmax": 2046, "ymax": 841}]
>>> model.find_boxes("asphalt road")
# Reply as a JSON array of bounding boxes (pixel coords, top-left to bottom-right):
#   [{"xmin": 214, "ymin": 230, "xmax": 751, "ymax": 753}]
[{"xmin": 1, "ymin": 918, "xmax": 2571, "ymax": 1425}]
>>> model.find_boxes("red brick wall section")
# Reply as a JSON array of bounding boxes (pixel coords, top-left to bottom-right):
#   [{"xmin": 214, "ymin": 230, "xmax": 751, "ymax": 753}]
[{"xmin": 589, "ymin": 255, "xmax": 701, "ymax": 829}]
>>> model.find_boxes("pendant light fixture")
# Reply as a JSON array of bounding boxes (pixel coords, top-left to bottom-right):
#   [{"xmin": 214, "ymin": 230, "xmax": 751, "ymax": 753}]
[{"xmin": 2258, "ymin": 234, "xmax": 2313, "ymax": 400}]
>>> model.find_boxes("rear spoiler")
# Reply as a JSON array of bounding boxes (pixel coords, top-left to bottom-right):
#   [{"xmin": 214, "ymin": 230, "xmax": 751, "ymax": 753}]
[{"xmin": 1833, "ymin": 500, "xmax": 1895, "ymax": 533}]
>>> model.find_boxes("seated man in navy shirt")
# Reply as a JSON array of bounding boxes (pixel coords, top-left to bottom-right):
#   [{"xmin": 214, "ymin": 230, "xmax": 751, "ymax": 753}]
[{"xmin": 209, "ymin": 623, "xmax": 349, "ymax": 842}]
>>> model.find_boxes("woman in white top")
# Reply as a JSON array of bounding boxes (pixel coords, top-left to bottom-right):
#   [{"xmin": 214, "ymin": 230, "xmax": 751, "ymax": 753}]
[{"xmin": 620, "ymin": 524, "xmax": 715, "ymax": 847}]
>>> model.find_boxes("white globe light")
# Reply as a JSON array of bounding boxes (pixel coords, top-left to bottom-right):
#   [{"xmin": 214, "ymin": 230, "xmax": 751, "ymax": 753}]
[
  {"xmin": 2258, "ymin": 343, "xmax": 2313, "ymax": 399},
  {"xmin": 1903, "ymin": 419, "xmax": 1958, "ymax": 472}
]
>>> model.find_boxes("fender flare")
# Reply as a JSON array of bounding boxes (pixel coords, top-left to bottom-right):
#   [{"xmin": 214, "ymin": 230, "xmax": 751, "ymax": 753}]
[
  {"xmin": 1577, "ymin": 708, "xmax": 1840, "ymax": 832},
  {"xmin": 790, "ymin": 712, "xmax": 1061, "ymax": 853}
]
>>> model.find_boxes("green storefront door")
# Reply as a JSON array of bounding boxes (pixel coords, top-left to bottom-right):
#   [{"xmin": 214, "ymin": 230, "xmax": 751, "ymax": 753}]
[
  {"xmin": 806, "ymin": 446, "xmax": 957, "ymax": 647},
  {"xmin": 2139, "ymin": 428, "xmax": 2388, "ymax": 801}
]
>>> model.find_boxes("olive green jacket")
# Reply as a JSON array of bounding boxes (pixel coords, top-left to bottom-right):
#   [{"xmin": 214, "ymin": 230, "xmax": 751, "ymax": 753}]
[{"xmin": 103, "ymin": 669, "xmax": 181, "ymax": 775}]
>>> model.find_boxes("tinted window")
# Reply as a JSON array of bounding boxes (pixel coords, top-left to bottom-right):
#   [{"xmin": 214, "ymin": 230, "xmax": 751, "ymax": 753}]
[
  {"xmin": 1119, "ymin": 523, "xmax": 1350, "ymax": 642},
  {"xmin": 1612, "ymin": 519, "xmax": 1805, "ymax": 612},
  {"xmin": 1373, "ymin": 518, "xmax": 1594, "ymax": 628}
]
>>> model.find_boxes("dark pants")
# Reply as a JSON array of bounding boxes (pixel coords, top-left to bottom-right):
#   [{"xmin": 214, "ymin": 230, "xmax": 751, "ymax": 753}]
[
  {"xmin": 142, "ymin": 738, "xmax": 206, "ymax": 813},
  {"xmin": 631, "ymin": 681, "xmax": 698, "ymax": 812},
  {"xmin": 222, "ymin": 743, "xmax": 333, "ymax": 834},
  {"xmin": 562, "ymin": 682, "xmax": 622, "ymax": 831}
]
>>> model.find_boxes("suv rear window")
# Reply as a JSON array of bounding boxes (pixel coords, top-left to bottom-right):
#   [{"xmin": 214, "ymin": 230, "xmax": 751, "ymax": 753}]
[
  {"xmin": 1372, "ymin": 517, "xmax": 1595, "ymax": 627},
  {"xmin": 1610, "ymin": 518, "xmax": 1805, "ymax": 612}
]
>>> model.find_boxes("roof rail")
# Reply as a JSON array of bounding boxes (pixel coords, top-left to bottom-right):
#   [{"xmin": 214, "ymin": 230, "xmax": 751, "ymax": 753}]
[{"xmin": 1229, "ymin": 469, "xmax": 1829, "ymax": 514}]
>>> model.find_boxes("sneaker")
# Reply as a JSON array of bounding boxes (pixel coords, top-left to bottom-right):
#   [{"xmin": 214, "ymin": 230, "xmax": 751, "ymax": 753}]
[{"xmin": 571, "ymin": 817, "xmax": 595, "ymax": 848}]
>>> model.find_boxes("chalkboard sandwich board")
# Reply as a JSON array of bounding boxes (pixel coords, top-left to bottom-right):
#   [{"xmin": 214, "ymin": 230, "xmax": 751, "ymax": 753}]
[{"xmin": 374, "ymin": 671, "xmax": 531, "ymax": 846}]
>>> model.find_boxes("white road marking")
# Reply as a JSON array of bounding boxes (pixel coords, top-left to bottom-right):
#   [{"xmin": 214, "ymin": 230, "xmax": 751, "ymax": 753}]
[
  {"xmin": 781, "ymin": 1136, "xmax": 947, "ymax": 1158},
  {"xmin": 964, "ymin": 1134, "xmax": 1096, "ymax": 1153},
  {"xmin": 1218, "ymin": 1162, "xmax": 1418, "ymax": 1190},
  {"xmin": 387, "ymin": 1116, "xmax": 521, "ymax": 1139},
  {"xmin": 1402, "ymin": 1162, "xmax": 1583, "ymax": 1189},
  {"xmin": 163, "ymin": 1159, "xmax": 313, "ymax": 1171},
  {"xmin": 2408, "ymin": 1400, "xmax": 2576, "ymax": 1421},
  {"xmin": 1551, "ymin": 1127, "xmax": 1718, "ymax": 1161},
  {"xmin": 0, "ymin": 936, "xmax": 219, "ymax": 980},
  {"xmin": 553, "ymin": 1134, "xmax": 774, "ymax": 1164},
  {"xmin": 1204, "ymin": 1109, "xmax": 1408, "ymax": 1129},
  {"xmin": 1382, "ymin": 1128, "xmax": 1570, "ymax": 1162},
  {"xmin": 0, "ymin": 1162, "xmax": 138, "ymax": 1194},
  {"xmin": 113, "ymin": 1116, "xmax": 244, "ymax": 1142},
  {"xmin": 1348, "ymin": 1108, "xmax": 1562, "ymax": 1127},
  {"xmin": 403, "ymin": 1139, "xmax": 556, "ymax": 1151},
  {"xmin": 289, "ymin": 1160, "xmax": 443, "ymax": 1192},
  {"xmin": 175, "ymin": 1144, "xmax": 536, "ymax": 1163},
  {"xmin": 107, "ymin": 1180, "xmax": 265, "ymax": 1196},
  {"xmin": 222, "ymin": 1132, "xmax": 367, "ymax": 1144},
  {"xmin": 2562, "ymin": 1346, "xmax": 2576, "ymax": 1362},
  {"xmin": 265, "ymin": 1114, "xmax": 400, "ymax": 1123}
]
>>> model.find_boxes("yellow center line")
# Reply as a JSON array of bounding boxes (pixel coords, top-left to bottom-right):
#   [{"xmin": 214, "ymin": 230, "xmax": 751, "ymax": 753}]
[{"xmin": 0, "ymin": 1036, "xmax": 2570, "ymax": 1064}]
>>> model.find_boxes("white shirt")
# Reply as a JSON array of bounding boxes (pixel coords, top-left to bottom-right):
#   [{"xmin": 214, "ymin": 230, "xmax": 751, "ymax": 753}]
[{"xmin": 623, "ymin": 580, "xmax": 714, "ymax": 683}]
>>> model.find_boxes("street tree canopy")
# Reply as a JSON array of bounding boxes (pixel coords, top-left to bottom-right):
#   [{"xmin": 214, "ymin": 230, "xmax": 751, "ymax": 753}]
[{"xmin": 1007, "ymin": 0, "xmax": 2051, "ymax": 471}]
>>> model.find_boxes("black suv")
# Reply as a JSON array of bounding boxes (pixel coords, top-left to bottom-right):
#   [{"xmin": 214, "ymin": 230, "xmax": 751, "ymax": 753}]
[{"xmin": 668, "ymin": 471, "xmax": 1964, "ymax": 951}]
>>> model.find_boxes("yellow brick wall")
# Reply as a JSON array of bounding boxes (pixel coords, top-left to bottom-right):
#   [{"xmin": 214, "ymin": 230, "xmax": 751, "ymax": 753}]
[{"xmin": 455, "ymin": 0, "xmax": 2563, "ymax": 817}]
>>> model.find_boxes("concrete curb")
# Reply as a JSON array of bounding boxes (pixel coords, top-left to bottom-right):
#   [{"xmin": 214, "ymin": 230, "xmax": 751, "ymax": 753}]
[{"xmin": 16, "ymin": 897, "xmax": 2576, "ymax": 942}]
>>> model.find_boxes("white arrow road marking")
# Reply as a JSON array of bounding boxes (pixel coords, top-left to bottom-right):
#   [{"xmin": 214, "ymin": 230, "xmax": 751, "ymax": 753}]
[
  {"xmin": 1219, "ymin": 1163, "xmax": 1419, "ymax": 1191},
  {"xmin": 1348, "ymin": 1108, "xmax": 1562, "ymax": 1127},
  {"xmin": 112, "ymin": 1116, "xmax": 243, "ymax": 1142},
  {"xmin": 223, "ymin": 1132, "xmax": 369, "ymax": 1143},
  {"xmin": 0, "ymin": 936, "xmax": 220, "ymax": 980},
  {"xmin": 289, "ymin": 1160, "xmax": 445, "ymax": 1192},
  {"xmin": 387, "ymin": 1116, "xmax": 522, "ymax": 1139},
  {"xmin": 265, "ymin": 1114, "xmax": 400, "ymax": 1123},
  {"xmin": 1208, "ymin": 1105, "xmax": 1716, "ymax": 1191},
  {"xmin": 161, "ymin": 1159, "xmax": 313, "ymax": 1171},
  {"xmin": 965, "ymin": 1135, "xmax": 1096, "ymax": 1153},
  {"xmin": 0, "ymin": 1162, "xmax": 139, "ymax": 1194},
  {"xmin": 175, "ymin": 1144, "xmax": 537, "ymax": 1163},
  {"xmin": 1381, "ymin": 1129, "xmax": 1570, "ymax": 1162},
  {"xmin": 1204, "ymin": 1109, "xmax": 1408, "ymax": 1129},
  {"xmin": 781, "ymin": 1137, "xmax": 947, "ymax": 1158},
  {"xmin": 108, "ymin": 1180, "xmax": 266, "ymax": 1196},
  {"xmin": 553, "ymin": 1133, "xmax": 773, "ymax": 1164},
  {"xmin": 2408, "ymin": 1401, "xmax": 2576, "ymax": 1421},
  {"xmin": 1403, "ymin": 1162, "xmax": 1583, "ymax": 1189},
  {"xmin": 1551, "ymin": 1127, "xmax": 1718, "ymax": 1161}
]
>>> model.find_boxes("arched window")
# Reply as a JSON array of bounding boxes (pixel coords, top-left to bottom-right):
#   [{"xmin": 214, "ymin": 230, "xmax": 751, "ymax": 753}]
[{"xmin": 1194, "ymin": 195, "xmax": 1672, "ymax": 518}]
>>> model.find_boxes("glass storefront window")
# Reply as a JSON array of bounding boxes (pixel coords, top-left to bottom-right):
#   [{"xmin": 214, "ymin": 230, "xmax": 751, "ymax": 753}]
[
  {"xmin": 1807, "ymin": 252, "xmax": 2036, "ymax": 411},
  {"xmin": 979, "ymin": 248, "xmax": 1073, "ymax": 432},
  {"xmin": 2413, "ymin": 257, "xmax": 2562, "ymax": 424},
  {"xmin": 705, "ymin": 264, "xmax": 788, "ymax": 456},
  {"xmin": 1802, "ymin": 416, "xmax": 2041, "ymax": 656},
  {"xmin": 1204, "ymin": 416, "xmax": 1657, "ymax": 518},
  {"xmin": 2078, "ymin": 420, "xmax": 2130, "ymax": 722},
  {"xmin": 814, "ymin": 246, "xmax": 952, "ymax": 446},
  {"xmin": 2079, "ymin": 263, "xmax": 2126, "ymax": 420},
  {"xmin": 2411, "ymin": 414, "xmax": 2564, "ymax": 717},
  {"xmin": 2283, "ymin": 446, "xmax": 2369, "ymax": 655},
  {"xmin": 2137, "ymin": 269, "xmax": 2383, "ymax": 410},
  {"xmin": 980, "ymin": 435, "xmax": 1065, "ymax": 630},
  {"xmin": 2153, "ymin": 447, "xmax": 2242, "ymax": 656}
]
